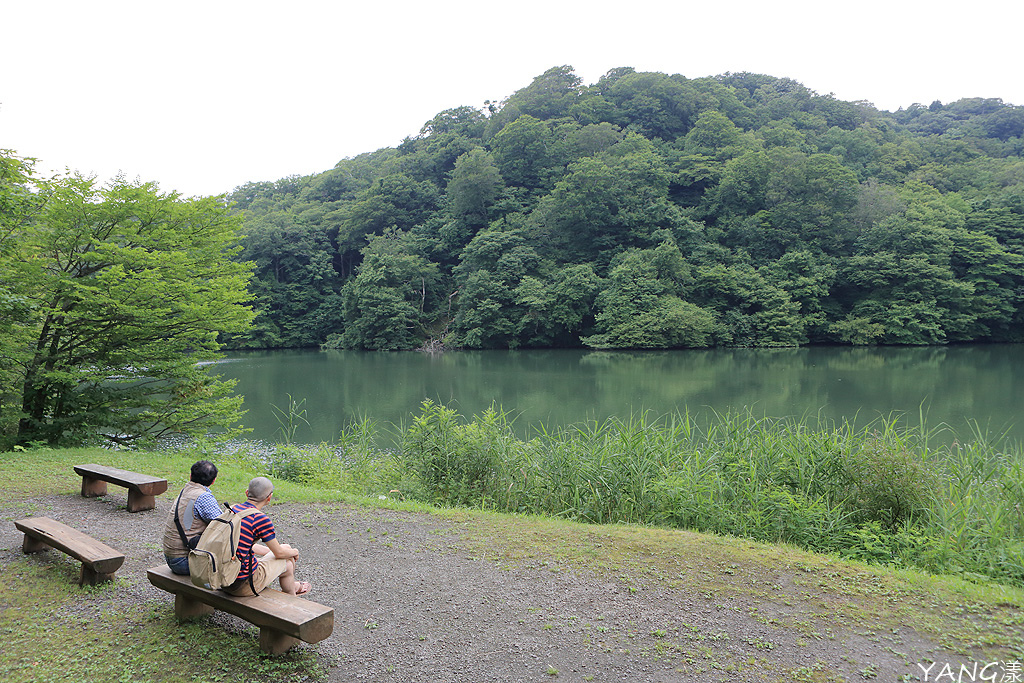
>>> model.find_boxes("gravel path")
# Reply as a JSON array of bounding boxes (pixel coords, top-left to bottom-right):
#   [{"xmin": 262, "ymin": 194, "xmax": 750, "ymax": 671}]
[{"xmin": 1, "ymin": 490, "xmax": 987, "ymax": 683}]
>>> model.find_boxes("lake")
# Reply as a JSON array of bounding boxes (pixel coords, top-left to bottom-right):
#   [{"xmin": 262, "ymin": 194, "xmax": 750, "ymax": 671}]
[{"xmin": 209, "ymin": 344, "xmax": 1024, "ymax": 446}]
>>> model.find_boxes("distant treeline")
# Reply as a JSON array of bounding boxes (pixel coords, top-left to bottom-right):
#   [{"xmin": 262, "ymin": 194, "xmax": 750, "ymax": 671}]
[{"xmin": 225, "ymin": 66, "xmax": 1024, "ymax": 351}]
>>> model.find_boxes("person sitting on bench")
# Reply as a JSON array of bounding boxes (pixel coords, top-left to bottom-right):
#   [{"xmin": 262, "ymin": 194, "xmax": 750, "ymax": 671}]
[
  {"xmin": 162, "ymin": 460, "xmax": 222, "ymax": 575},
  {"xmin": 223, "ymin": 476, "xmax": 311, "ymax": 597}
]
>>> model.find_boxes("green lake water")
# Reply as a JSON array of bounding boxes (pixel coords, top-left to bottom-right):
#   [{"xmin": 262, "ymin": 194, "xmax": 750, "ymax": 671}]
[{"xmin": 211, "ymin": 344, "xmax": 1024, "ymax": 445}]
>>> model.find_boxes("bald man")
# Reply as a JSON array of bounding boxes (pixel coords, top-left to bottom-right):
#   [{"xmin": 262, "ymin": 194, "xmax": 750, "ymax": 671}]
[{"xmin": 221, "ymin": 476, "xmax": 311, "ymax": 596}]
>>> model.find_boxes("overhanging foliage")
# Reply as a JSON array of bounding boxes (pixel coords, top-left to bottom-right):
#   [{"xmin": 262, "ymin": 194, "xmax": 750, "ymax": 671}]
[{"xmin": 1, "ymin": 157, "xmax": 255, "ymax": 447}]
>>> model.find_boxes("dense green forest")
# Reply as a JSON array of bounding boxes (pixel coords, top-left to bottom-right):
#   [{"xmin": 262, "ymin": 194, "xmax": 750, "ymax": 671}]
[{"xmin": 225, "ymin": 66, "xmax": 1024, "ymax": 351}]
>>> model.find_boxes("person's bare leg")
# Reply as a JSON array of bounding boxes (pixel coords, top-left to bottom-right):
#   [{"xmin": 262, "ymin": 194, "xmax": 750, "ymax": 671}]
[{"xmin": 277, "ymin": 558, "xmax": 298, "ymax": 594}]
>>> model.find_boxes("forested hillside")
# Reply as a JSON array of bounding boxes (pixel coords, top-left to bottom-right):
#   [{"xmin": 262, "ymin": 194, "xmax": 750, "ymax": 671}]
[{"xmin": 226, "ymin": 66, "xmax": 1024, "ymax": 350}]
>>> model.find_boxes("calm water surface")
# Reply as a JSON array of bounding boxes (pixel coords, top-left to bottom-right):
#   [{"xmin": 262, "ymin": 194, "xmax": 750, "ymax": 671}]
[{"xmin": 212, "ymin": 345, "xmax": 1024, "ymax": 445}]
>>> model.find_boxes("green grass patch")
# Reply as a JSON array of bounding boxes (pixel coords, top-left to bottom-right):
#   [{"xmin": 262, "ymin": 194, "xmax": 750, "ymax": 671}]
[
  {"xmin": 0, "ymin": 559, "xmax": 324, "ymax": 683},
  {"xmin": 0, "ymin": 445, "xmax": 351, "ymax": 506}
]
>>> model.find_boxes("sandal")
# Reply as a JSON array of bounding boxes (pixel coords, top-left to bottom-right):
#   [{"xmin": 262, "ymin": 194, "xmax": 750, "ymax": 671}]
[{"xmin": 295, "ymin": 581, "xmax": 312, "ymax": 596}]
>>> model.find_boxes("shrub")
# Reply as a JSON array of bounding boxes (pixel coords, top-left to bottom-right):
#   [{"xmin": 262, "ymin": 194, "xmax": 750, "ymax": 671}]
[
  {"xmin": 839, "ymin": 438, "xmax": 937, "ymax": 527},
  {"xmin": 760, "ymin": 487, "xmax": 850, "ymax": 551},
  {"xmin": 400, "ymin": 400, "xmax": 517, "ymax": 506},
  {"xmin": 839, "ymin": 520, "xmax": 943, "ymax": 568}
]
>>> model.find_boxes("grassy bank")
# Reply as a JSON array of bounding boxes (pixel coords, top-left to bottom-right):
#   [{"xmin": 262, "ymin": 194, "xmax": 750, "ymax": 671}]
[
  {"xmin": 264, "ymin": 402, "xmax": 1024, "ymax": 588},
  {"xmin": 0, "ymin": 444, "xmax": 1022, "ymax": 682}
]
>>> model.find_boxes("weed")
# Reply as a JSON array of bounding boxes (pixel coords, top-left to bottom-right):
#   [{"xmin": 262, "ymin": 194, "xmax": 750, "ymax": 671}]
[
  {"xmin": 783, "ymin": 661, "xmax": 847, "ymax": 683},
  {"xmin": 858, "ymin": 663, "xmax": 879, "ymax": 678},
  {"xmin": 746, "ymin": 637, "xmax": 775, "ymax": 651},
  {"xmin": 270, "ymin": 394, "xmax": 311, "ymax": 446}
]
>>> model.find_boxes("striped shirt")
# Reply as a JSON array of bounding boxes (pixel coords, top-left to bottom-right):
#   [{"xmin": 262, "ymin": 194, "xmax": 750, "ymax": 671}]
[{"xmin": 228, "ymin": 502, "xmax": 277, "ymax": 583}]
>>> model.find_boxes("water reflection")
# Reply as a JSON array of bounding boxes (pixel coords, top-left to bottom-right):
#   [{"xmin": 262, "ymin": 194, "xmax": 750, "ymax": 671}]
[{"xmin": 210, "ymin": 345, "xmax": 1024, "ymax": 445}]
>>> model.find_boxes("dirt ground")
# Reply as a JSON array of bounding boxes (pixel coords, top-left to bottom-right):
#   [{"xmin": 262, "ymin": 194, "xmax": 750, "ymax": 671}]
[{"xmin": 0, "ymin": 490, "xmax": 1001, "ymax": 683}]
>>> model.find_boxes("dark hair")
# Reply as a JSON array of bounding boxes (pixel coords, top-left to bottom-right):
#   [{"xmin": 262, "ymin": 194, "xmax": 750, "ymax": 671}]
[{"xmin": 190, "ymin": 460, "xmax": 217, "ymax": 486}]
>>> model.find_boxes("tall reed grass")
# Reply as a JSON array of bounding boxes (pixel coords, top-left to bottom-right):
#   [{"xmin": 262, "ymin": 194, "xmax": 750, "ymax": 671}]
[{"xmin": 264, "ymin": 400, "xmax": 1024, "ymax": 587}]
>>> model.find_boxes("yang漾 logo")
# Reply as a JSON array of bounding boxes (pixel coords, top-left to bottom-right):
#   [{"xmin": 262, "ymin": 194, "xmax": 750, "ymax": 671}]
[{"xmin": 917, "ymin": 661, "xmax": 1022, "ymax": 682}]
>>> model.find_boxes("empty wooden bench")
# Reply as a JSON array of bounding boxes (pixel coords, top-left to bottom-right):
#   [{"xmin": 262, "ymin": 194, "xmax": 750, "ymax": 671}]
[
  {"xmin": 15, "ymin": 517, "xmax": 125, "ymax": 585},
  {"xmin": 74, "ymin": 463, "xmax": 168, "ymax": 512},
  {"xmin": 147, "ymin": 565, "xmax": 334, "ymax": 654}
]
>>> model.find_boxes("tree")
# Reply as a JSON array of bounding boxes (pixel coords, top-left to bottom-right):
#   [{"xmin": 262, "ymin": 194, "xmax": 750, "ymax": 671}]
[
  {"xmin": 764, "ymin": 250, "xmax": 837, "ymax": 341},
  {"xmin": 711, "ymin": 148, "xmax": 859, "ymax": 257},
  {"xmin": 447, "ymin": 149, "xmax": 503, "ymax": 219},
  {"xmin": 567, "ymin": 123, "xmax": 623, "ymax": 157},
  {"xmin": 515, "ymin": 264, "xmax": 601, "ymax": 347},
  {"xmin": 450, "ymin": 227, "xmax": 542, "ymax": 348},
  {"xmin": 489, "ymin": 115, "xmax": 557, "ymax": 191},
  {"xmin": 330, "ymin": 231, "xmax": 442, "ymax": 351},
  {"xmin": 0, "ymin": 151, "xmax": 42, "ymax": 445},
  {"xmin": 832, "ymin": 184, "xmax": 981, "ymax": 345},
  {"xmin": 529, "ymin": 134, "xmax": 686, "ymax": 268},
  {"xmin": 676, "ymin": 112, "xmax": 760, "ymax": 210},
  {"xmin": 341, "ymin": 173, "xmax": 440, "ymax": 239},
  {"xmin": 598, "ymin": 71, "xmax": 699, "ymax": 141},
  {"xmin": 584, "ymin": 239, "xmax": 719, "ymax": 349},
  {"xmin": 500, "ymin": 65, "xmax": 583, "ymax": 121},
  {"xmin": 4, "ymin": 170, "xmax": 255, "ymax": 447},
  {"xmin": 688, "ymin": 252, "xmax": 806, "ymax": 346},
  {"xmin": 236, "ymin": 209, "xmax": 344, "ymax": 348},
  {"xmin": 418, "ymin": 106, "xmax": 487, "ymax": 138},
  {"xmin": 437, "ymin": 147, "xmax": 507, "ymax": 257},
  {"xmin": 682, "ymin": 110, "xmax": 754, "ymax": 158}
]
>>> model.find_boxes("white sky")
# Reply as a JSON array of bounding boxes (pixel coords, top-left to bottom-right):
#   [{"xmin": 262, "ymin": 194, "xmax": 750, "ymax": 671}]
[{"xmin": 3, "ymin": 0, "xmax": 1021, "ymax": 198}]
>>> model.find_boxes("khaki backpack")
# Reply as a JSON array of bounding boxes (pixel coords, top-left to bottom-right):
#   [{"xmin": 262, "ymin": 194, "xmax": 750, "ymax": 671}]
[{"xmin": 188, "ymin": 505, "xmax": 261, "ymax": 591}]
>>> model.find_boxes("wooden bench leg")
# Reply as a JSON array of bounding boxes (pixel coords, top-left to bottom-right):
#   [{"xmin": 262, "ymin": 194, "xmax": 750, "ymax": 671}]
[
  {"xmin": 22, "ymin": 534, "xmax": 47, "ymax": 554},
  {"xmin": 259, "ymin": 628, "xmax": 299, "ymax": 655},
  {"xmin": 174, "ymin": 593, "xmax": 215, "ymax": 620},
  {"xmin": 80, "ymin": 565, "xmax": 115, "ymax": 586},
  {"xmin": 81, "ymin": 476, "xmax": 107, "ymax": 498},
  {"xmin": 127, "ymin": 489, "xmax": 156, "ymax": 512}
]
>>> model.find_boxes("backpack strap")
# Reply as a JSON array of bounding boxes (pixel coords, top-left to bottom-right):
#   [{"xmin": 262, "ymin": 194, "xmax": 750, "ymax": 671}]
[
  {"xmin": 226, "ymin": 506, "xmax": 262, "ymax": 558},
  {"xmin": 172, "ymin": 490, "xmax": 197, "ymax": 550},
  {"xmin": 240, "ymin": 507, "xmax": 261, "ymax": 596},
  {"xmin": 227, "ymin": 505, "xmax": 266, "ymax": 595}
]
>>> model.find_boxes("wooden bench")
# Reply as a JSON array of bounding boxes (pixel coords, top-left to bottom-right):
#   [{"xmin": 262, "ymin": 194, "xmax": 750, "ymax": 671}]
[
  {"xmin": 15, "ymin": 517, "xmax": 125, "ymax": 585},
  {"xmin": 147, "ymin": 565, "xmax": 334, "ymax": 654},
  {"xmin": 74, "ymin": 463, "xmax": 168, "ymax": 512}
]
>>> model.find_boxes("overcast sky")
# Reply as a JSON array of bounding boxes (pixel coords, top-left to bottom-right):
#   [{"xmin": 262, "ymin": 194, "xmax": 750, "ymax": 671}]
[{"xmin": 4, "ymin": 1, "xmax": 1021, "ymax": 198}]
